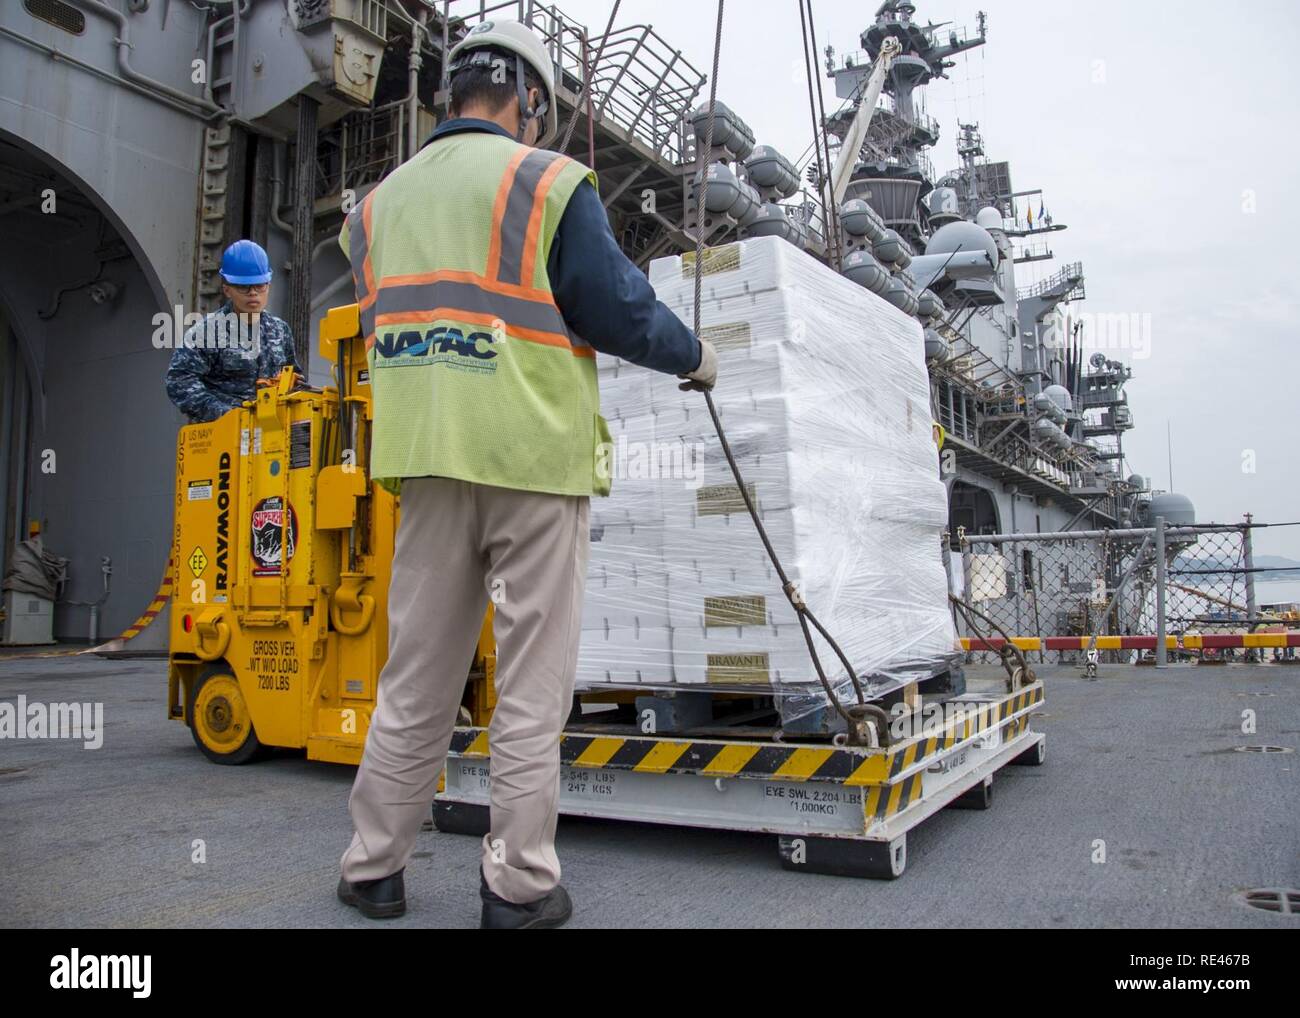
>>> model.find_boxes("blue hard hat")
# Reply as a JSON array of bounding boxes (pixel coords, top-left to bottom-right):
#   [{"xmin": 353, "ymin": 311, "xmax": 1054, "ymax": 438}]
[{"xmin": 220, "ymin": 239, "xmax": 273, "ymax": 285}]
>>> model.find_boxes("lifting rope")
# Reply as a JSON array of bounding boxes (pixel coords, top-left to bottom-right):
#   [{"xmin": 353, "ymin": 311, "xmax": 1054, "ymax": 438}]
[{"xmin": 949, "ymin": 593, "xmax": 1036, "ymax": 691}]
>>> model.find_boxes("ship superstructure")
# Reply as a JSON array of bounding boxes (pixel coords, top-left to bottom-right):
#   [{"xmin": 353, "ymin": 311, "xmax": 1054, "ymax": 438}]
[
  {"xmin": 0, "ymin": 0, "xmax": 1150, "ymax": 643},
  {"xmin": 818, "ymin": 1, "xmax": 1140, "ymax": 542}
]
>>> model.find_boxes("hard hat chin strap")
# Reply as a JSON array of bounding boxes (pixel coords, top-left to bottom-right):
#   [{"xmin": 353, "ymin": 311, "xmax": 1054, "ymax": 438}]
[
  {"xmin": 513, "ymin": 54, "xmax": 548, "ymax": 143},
  {"xmin": 514, "ymin": 55, "xmax": 533, "ymax": 141}
]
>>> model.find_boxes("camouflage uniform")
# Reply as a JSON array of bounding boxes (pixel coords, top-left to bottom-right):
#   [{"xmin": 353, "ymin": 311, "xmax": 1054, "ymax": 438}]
[{"xmin": 165, "ymin": 302, "xmax": 299, "ymax": 423}]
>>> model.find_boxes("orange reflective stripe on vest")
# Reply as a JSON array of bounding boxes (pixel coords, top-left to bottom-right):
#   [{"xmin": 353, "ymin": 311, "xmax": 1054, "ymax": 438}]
[
  {"xmin": 348, "ymin": 192, "xmax": 378, "ymax": 344},
  {"xmin": 486, "ymin": 147, "xmax": 533, "ymax": 283},
  {"xmin": 349, "ymin": 151, "xmax": 590, "ymax": 356},
  {"xmin": 490, "ymin": 149, "xmax": 575, "ymax": 287}
]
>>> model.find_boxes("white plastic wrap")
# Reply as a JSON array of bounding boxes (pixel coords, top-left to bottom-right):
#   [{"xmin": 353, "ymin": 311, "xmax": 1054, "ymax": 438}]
[{"xmin": 576, "ymin": 236, "xmax": 958, "ymax": 721}]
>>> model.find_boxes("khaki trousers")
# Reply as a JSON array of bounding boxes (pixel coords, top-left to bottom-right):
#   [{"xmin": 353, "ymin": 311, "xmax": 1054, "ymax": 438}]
[{"xmin": 340, "ymin": 476, "xmax": 590, "ymax": 904}]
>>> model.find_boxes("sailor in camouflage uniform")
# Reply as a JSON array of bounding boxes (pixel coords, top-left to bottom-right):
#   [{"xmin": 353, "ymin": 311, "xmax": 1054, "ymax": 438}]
[{"xmin": 165, "ymin": 240, "xmax": 301, "ymax": 423}]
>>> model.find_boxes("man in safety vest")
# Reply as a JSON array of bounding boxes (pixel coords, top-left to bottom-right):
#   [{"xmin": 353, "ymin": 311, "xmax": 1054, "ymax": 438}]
[{"xmin": 334, "ymin": 19, "xmax": 717, "ymax": 928}]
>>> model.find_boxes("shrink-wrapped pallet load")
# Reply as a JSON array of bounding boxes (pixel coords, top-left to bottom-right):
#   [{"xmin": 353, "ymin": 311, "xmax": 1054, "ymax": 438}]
[{"xmin": 576, "ymin": 236, "xmax": 957, "ymax": 721}]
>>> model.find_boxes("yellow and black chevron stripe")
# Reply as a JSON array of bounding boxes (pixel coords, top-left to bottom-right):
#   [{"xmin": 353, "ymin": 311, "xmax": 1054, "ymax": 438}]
[
  {"xmin": 448, "ymin": 728, "xmax": 867, "ymax": 781},
  {"xmin": 862, "ymin": 691, "xmax": 1040, "ymax": 820},
  {"xmin": 865, "ymin": 773, "xmax": 924, "ymax": 820},
  {"xmin": 855, "ymin": 685, "xmax": 1043, "ymax": 781},
  {"xmin": 447, "ymin": 684, "xmax": 1044, "ymax": 793},
  {"xmin": 118, "ymin": 557, "xmax": 174, "ymax": 640}
]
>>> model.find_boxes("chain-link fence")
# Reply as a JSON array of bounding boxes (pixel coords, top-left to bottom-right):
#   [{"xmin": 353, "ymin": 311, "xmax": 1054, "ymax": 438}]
[{"xmin": 947, "ymin": 519, "xmax": 1300, "ymax": 664}]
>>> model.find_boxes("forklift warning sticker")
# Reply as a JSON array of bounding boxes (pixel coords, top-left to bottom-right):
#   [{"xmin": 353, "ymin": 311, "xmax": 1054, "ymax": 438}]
[
  {"xmin": 187, "ymin": 479, "xmax": 213, "ymax": 501},
  {"xmin": 250, "ymin": 496, "xmax": 298, "ymax": 576},
  {"xmin": 250, "ymin": 639, "xmax": 297, "ymax": 693}
]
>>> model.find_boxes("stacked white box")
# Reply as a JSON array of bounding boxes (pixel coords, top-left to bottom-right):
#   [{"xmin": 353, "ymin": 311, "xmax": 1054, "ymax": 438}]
[
  {"xmin": 584, "ymin": 520, "xmax": 668, "ymax": 626},
  {"xmin": 577, "ymin": 236, "xmax": 957, "ymax": 717},
  {"xmin": 576, "ymin": 624, "xmax": 674, "ymax": 686}
]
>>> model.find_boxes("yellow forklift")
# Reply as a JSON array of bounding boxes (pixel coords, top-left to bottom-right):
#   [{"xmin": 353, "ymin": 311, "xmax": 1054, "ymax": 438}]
[
  {"xmin": 167, "ymin": 302, "xmax": 1044, "ymax": 879},
  {"xmin": 167, "ymin": 304, "xmax": 498, "ymax": 765}
]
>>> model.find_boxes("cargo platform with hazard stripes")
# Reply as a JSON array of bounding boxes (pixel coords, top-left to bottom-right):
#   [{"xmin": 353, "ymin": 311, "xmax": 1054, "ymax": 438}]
[{"xmin": 434, "ymin": 679, "xmax": 1045, "ymax": 879}]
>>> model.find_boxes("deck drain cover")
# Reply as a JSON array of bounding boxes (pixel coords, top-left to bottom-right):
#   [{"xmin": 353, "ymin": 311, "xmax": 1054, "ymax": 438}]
[
  {"xmin": 1233, "ymin": 745, "xmax": 1293, "ymax": 754},
  {"xmin": 1237, "ymin": 888, "xmax": 1300, "ymax": 915}
]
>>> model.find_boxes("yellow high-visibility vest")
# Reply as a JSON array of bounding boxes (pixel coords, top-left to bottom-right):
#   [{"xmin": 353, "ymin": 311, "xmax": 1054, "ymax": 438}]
[{"xmin": 341, "ymin": 132, "xmax": 610, "ymax": 498}]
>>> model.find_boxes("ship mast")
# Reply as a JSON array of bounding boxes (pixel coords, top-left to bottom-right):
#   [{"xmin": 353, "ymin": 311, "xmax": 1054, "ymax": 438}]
[{"xmin": 825, "ymin": 0, "xmax": 986, "ymax": 249}]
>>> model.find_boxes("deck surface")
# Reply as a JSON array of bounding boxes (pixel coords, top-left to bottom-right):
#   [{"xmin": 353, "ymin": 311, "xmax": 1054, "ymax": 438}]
[{"xmin": 0, "ymin": 653, "xmax": 1295, "ymax": 928}]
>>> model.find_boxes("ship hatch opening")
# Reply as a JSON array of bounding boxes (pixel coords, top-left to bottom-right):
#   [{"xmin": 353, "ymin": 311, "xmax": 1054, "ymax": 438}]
[
  {"xmin": 0, "ymin": 133, "xmax": 175, "ymax": 646},
  {"xmin": 948, "ymin": 481, "xmax": 1001, "ymax": 549}
]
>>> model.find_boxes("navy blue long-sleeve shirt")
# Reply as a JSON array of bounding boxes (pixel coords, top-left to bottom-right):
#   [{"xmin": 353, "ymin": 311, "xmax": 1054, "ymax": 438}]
[{"xmin": 423, "ymin": 118, "xmax": 702, "ymax": 375}]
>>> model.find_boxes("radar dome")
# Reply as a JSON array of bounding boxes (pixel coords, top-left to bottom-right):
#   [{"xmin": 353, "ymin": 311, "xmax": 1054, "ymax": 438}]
[
  {"xmin": 1043, "ymin": 384, "xmax": 1073, "ymax": 413},
  {"xmin": 924, "ymin": 220, "xmax": 998, "ymax": 267},
  {"xmin": 1148, "ymin": 492, "xmax": 1196, "ymax": 526},
  {"xmin": 974, "ymin": 206, "xmax": 1004, "ymax": 231}
]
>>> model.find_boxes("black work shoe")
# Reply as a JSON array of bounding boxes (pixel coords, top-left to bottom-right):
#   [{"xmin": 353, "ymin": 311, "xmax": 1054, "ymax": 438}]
[
  {"xmin": 337, "ymin": 867, "xmax": 406, "ymax": 919},
  {"xmin": 479, "ymin": 866, "xmax": 572, "ymax": 929}
]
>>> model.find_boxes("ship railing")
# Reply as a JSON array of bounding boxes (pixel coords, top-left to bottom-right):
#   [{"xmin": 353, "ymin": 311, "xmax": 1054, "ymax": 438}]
[
  {"xmin": 833, "ymin": 19, "xmax": 983, "ymax": 72},
  {"xmin": 983, "ymin": 428, "xmax": 1067, "ymax": 477},
  {"xmin": 1014, "ymin": 240, "xmax": 1053, "ymax": 263},
  {"xmin": 831, "ymin": 48, "xmax": 870, "ymax": 75},
  {"xmin": 938, "ymin": 332, "xmax": 1022, "ymax": 393},
  {"xmin": 584, "ymin": 23, "xmax": 704, "ymax": 163},
  {"xmin": 846, "ymin": 147, "xmax": 934, "ymax": 185},
  {"xmin": 866, "ymin": 91, "xmax": 940, "ymax": 140},
  {"xmin": 435, "ymin": 1, "xmax": 705, "ymax": 164},
  {"xmin": 934, "ymin": 394, "xmax": 977, "ymax": 444},
  {"xmin": 928, "ymin": 22, "xmax": 984, "ymax": 54},
  {"xmin": 951, "ymin": 519, "xmax": 1296, "ymax": 665},
  {"xmin": 1016, "ymin": 261, "xmax": 1083, "ymax": 302},
  {"xmin": 316, "ymin": 99, "xmax": 410, "ymax": 201}
]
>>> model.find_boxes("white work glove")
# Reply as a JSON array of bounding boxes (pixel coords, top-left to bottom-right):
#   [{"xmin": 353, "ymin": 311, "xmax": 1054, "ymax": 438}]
[{"xmin": 677, "ymin": 338, "xmax": 718, "ymax": 392}]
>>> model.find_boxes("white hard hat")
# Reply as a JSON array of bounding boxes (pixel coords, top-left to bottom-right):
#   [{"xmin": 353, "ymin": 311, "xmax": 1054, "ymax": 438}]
[{"xmin": 448, "ymin": 19, "xmax": 558, "ymax": 146}]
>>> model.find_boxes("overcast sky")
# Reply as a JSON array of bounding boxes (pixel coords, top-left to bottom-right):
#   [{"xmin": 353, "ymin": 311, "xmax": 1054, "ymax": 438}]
[{"xmin": 548, "ymin": 0, "xmax": 1299, "ymax": 558}]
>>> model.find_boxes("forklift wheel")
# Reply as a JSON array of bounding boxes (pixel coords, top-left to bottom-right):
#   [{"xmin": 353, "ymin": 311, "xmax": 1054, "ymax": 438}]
[{"xmin": 188, "ymin": 665, "xmax": 268, "ymax": 765}]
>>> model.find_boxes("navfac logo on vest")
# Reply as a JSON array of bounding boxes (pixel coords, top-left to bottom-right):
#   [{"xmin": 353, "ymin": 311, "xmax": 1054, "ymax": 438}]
[{"xmin": 372, "ymin": 326, "xmax": 499, "ymax": 373}]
